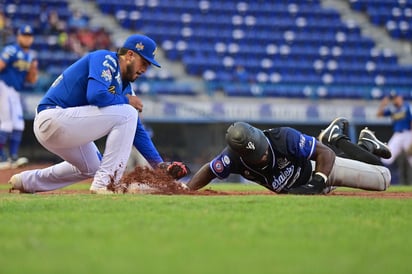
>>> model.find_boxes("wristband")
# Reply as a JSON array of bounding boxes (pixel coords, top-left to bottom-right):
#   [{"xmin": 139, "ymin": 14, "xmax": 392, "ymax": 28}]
[{"xmin": 315, "ymin": 172, "xmax": 328, "ymax": 183}]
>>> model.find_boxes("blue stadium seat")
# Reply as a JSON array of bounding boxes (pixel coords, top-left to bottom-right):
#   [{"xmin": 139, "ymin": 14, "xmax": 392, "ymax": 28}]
[{"xmin": 88, "ymin": 0, "xmax": 412, "ymax": 98}]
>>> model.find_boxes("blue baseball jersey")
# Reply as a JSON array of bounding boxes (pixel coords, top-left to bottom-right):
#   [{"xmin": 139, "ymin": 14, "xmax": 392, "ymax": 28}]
[
  {"xmin": 382, "ymin": 102, "xmax": 412, "ymax": 132},
  {"xmin": 0, "ymin": 43, "xmax": 35, "ymax": 90},
  {"xmin": 209, "ymin": 127, "xmax": 316, "ymax": 193},
  {"xmin": 40, "ymin": 50, "xmax": 129, "ymax": 108},
  {"xmin": 39, "ymin": 49, "xmax": 163, "ymax": 166}
]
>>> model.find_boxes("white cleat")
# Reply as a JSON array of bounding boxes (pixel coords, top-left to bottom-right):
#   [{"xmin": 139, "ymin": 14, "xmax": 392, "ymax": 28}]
[
  {"xmin": 8, "ymin": 173, "xmax": 27, "ymax": 193},
  {"xmin": 10, "ymin": 157, "xmax": 29, "ymax": 169},
  {"xmin": 0, "ymin": 160, "xmax": 11, "ymax": 170},
  {"xmin": 127, "ymin": 182, "xmax": 157, "ymax": 194},
  {"xmin": 90, "ymin": 185, "xmax": 115, "ymax": 195}
]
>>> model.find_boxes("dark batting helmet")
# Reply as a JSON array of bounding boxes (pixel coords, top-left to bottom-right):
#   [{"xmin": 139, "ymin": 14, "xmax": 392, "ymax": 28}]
[{"xmin": 225, "ymin": 122, "xmax": 268, "ymax": 164}]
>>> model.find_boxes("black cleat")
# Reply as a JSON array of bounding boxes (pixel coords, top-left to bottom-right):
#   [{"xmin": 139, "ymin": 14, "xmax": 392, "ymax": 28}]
[
  {"xmin": 318, "ymin": 117, "xmax": 349, "ymax": 145},
  {"xmin": 358, "ymin": 127, "xmax": 392, "ymax": 159}
]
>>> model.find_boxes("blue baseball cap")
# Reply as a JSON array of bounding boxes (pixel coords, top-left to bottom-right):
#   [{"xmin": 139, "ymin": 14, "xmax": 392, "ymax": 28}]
[
  {"xmin": 18, "ymin": 25, "xmax": 34, "ymax": 36},
  {"xmin": 122, "ymin": 34, "xmax": 161, "ymax": 67}
]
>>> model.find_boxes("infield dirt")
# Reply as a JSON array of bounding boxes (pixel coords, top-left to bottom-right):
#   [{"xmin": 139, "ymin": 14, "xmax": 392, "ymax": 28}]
[{"xmin": 1, "ymin": 164, "xmax": 411, "ymax": 198}]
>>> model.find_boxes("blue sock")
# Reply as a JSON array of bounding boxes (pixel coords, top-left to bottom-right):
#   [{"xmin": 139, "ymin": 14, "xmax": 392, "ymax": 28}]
[
  {"xmin": 0, "ymin": 130, "xmax": 9, "ymax": 160},
  {"xmin": 9, "ymin": 130, "xmax": 23, "ymax": 161}
]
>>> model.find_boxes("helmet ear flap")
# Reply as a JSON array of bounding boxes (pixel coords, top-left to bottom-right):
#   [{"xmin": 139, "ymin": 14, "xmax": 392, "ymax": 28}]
[{"xmin": 226, "ymin": 122, "xmax": 268, "ymax": 164}]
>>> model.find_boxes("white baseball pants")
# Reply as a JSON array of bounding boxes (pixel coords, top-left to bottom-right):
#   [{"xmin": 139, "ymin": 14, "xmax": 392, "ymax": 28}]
[
  {"xmin": 20, "ymin": 104, "xmax": 138, "ymax": 192},
  {"xmin": 381, "ymin": 131, "xmax": 412, "ymax": 166},
  {"xmin": 327, "ymin": 157, "xmax": 391, "ymax": 191},
  {"xmin": 0, "ymin": 81, "xmax": 24, "ymax": 132}
]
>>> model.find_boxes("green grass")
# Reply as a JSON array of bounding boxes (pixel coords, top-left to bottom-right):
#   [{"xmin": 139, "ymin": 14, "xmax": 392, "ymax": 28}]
[{"xmin": 0, "ymin": 184, "xmax": 411, "ymax": 274}]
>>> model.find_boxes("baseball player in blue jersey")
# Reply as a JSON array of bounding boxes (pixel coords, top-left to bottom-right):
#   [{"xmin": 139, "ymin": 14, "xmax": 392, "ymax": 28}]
[
  {"xmin": 377, "ymin": 90, "xmax": 412, "ymax": 182},
  {"xmin": 8, "ymin": 34, "xmax": 188, "ymax": 194},
  {"xmin": 187, "ymin": 118, "xmax": 391, "ymax": 194},
  {"xmin": 0, "ymin": 25, "xmax": 38, "ymax": 169}
]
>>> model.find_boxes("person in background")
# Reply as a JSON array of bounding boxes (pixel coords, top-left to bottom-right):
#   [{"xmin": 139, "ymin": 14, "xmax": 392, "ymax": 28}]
[
  {"xmin": 67, "ymin": 9, "xmax": 88, "ymax": 30},
  {"xmin": 0, "ymin": 25, "xmax": 38, "ymax": 169},
  {"xmin": 0, "ymin": 10, "xmax": 13, "ymax": 47},
  {"xmin": 377, "ymin": 90, "xmax": 412, "ymax": 185}
]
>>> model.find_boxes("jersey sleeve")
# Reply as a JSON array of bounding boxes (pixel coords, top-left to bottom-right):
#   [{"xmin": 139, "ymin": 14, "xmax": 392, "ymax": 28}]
[
  {"xmin": 283, "ymin": 128, "xmax": 316, "ymax": 159},
  {"xmin": 209, "ymin": 148, "xmax": 234, "ymax": 179},
  {"xmin": 86, "ymin": 52, "xmax": 129, "ymax": 107},
  {"xmin": 0, "ymin": 45, "xmax": 15, "ymax": 64},
  {"xmin": 133, "ymin": 118, "xmax": 163, "ymax": 167}
]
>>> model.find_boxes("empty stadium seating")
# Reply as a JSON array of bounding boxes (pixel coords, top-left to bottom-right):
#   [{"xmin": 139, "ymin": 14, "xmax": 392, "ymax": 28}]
[
  {"xmin": 2, "ymin": 0, "xmax": 411, "ymax": 99},
  {"xmin": 96, "ymin": 0, "xmax": 412, "ymax": 99},
  {"xmin": 1, "ymin": 0, "xmax": 176, "ymax": 93},
  {"xmin": 349, "ymin": 0, "xmax": 412, "ymax": 40}
]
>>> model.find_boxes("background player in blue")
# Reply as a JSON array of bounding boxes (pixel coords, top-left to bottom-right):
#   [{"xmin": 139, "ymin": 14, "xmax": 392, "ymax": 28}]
[
  {"xmin": 8, "ymin": 34, "xmax": 188, "ymax": 194},
  {"xmin": 187, "ymin": 118, "xmax": 391, "ymax": 194},
  {"xmin": 377, "ymin": 90, "xmax": 412, "ymax": 184},
  {"xmin": 0, "ymin": 25, "xmax": 38, "ymax": 169}
]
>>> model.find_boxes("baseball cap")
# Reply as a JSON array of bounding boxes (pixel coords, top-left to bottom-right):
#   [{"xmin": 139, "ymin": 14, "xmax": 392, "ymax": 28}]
[
  {"xmin": 18, "ymin": 25, "xmax": 34, "ymax": 36},
  {"xmin": 225, "ymin": 122, "xmax": 268, "ymax": 164},
  {"xmin": 122, "ymin": 34, "xmax": 161, "ymax": 67}
]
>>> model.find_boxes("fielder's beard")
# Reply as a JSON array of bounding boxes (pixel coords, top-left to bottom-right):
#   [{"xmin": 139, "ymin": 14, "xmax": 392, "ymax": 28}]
[{"xmin": 124, "ymin": 63, "xmax": 139, "ymax": 82}]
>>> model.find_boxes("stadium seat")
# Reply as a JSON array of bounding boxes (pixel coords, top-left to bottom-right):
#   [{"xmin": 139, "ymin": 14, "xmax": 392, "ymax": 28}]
[{"xmin": 92, "ymin": 0, "xmax": 412, "ymax": 99}]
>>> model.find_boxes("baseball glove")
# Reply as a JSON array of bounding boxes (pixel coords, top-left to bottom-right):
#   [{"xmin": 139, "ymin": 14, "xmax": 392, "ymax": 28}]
[{"xmin": 158, "ymin": 161, "xmax": 191, "ymax": 180}]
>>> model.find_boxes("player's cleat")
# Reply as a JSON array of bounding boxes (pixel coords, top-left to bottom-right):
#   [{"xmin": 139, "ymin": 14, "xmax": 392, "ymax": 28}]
[
  {"xmin": 318, "ymin": 117, "xmax": 349, "ymax": 145},
  {"xmin": 90, "ymin": 185, "xmax": 115, "ymax": 195},
  {"xmin": 0, "ymin": 156, "xmax": 29, "ymax": 170},
  {"xmin": 358, "ymin": 127, "xmax": 392, "ymax": 159},
  {"xmin": 10, "ymin": 157, "xmax": 29, "ymax": 169},
  {"xmin": 8, "ymin": 173, "xmax": 27, "ymax": 193},
  {"xmin": 0, "ymin": 160, "xmax": 11, "ymax": 170}
]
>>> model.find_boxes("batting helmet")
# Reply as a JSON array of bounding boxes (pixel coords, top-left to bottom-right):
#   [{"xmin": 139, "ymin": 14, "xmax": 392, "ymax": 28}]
[{"xmin": 225, "ymin": 122, "xmax": 268, "ymax": 164}]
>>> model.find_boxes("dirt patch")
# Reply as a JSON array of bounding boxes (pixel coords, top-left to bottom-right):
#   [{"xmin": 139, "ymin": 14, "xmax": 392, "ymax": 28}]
[
  {"xmin": 1, "ymin": 164, "xmax": 412, "ymax": 198},
  {"xmin": 327, "ymin": 191, "xmax": 412, "ymax": 199},
  {"xmin": 3, "ymin": 188, "xmax": 412, "ymax": 199}
]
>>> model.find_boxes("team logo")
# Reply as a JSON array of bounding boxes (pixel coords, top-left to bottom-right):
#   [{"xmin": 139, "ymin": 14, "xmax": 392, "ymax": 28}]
[
  {"xmin": 223, "ymin": 155, "xmax": 230, "ymax": 165},
  {"xmin": 272, "ymin": 166, "xmax": 294, "ymax": 189},
  {"xmin": 101, "ymin": 69, "xmax": 112, "ymax": 82},
  {"xmin": 135, "ymin": 42, "xmax": 144, "ymax": 51},
  {"xmin": 246, "ymin": 141, "xmax": 256, "ymax": 151},
  {"xmin": 213, "ymin": 160, "xmax": 224, "ymax": 173},
  {"xmin": 299, "ymin": 134, "xmax": 306, "ymax": 148},
  {"xmin": 22, "ymin": 25, "xmax": 32, "ymax": 34},
  {"xmin": 13, "ymin": 59, "xmax": 30, "ymax": 70},
  {"xmin": 108, "ymin": 86, "xmax": 115, "ymax": 94},
  {"xmin": 103, "ymin": 60, "xmax": 115, "ymax": 72},
  {"xmin": 276, "ymin": 157, "xmax": 290, "ymax": 169}
]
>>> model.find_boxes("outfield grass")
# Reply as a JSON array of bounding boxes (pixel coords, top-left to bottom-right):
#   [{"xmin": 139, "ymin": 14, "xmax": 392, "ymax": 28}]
[{"xmin": 0, "ymin": 184, "xmax": 411, "ymax": 274}]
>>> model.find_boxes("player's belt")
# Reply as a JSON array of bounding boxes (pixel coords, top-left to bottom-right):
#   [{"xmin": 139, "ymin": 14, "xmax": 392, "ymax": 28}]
[{"xmin": 36, "ymin": 105, "xmax": 59, "ymax": 114}]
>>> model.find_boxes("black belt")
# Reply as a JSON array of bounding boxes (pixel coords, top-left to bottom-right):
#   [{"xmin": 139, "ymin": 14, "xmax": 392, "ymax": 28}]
[{"xmin": 36, "ymin": 105, "xmax": 58, "ymax": 114}]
